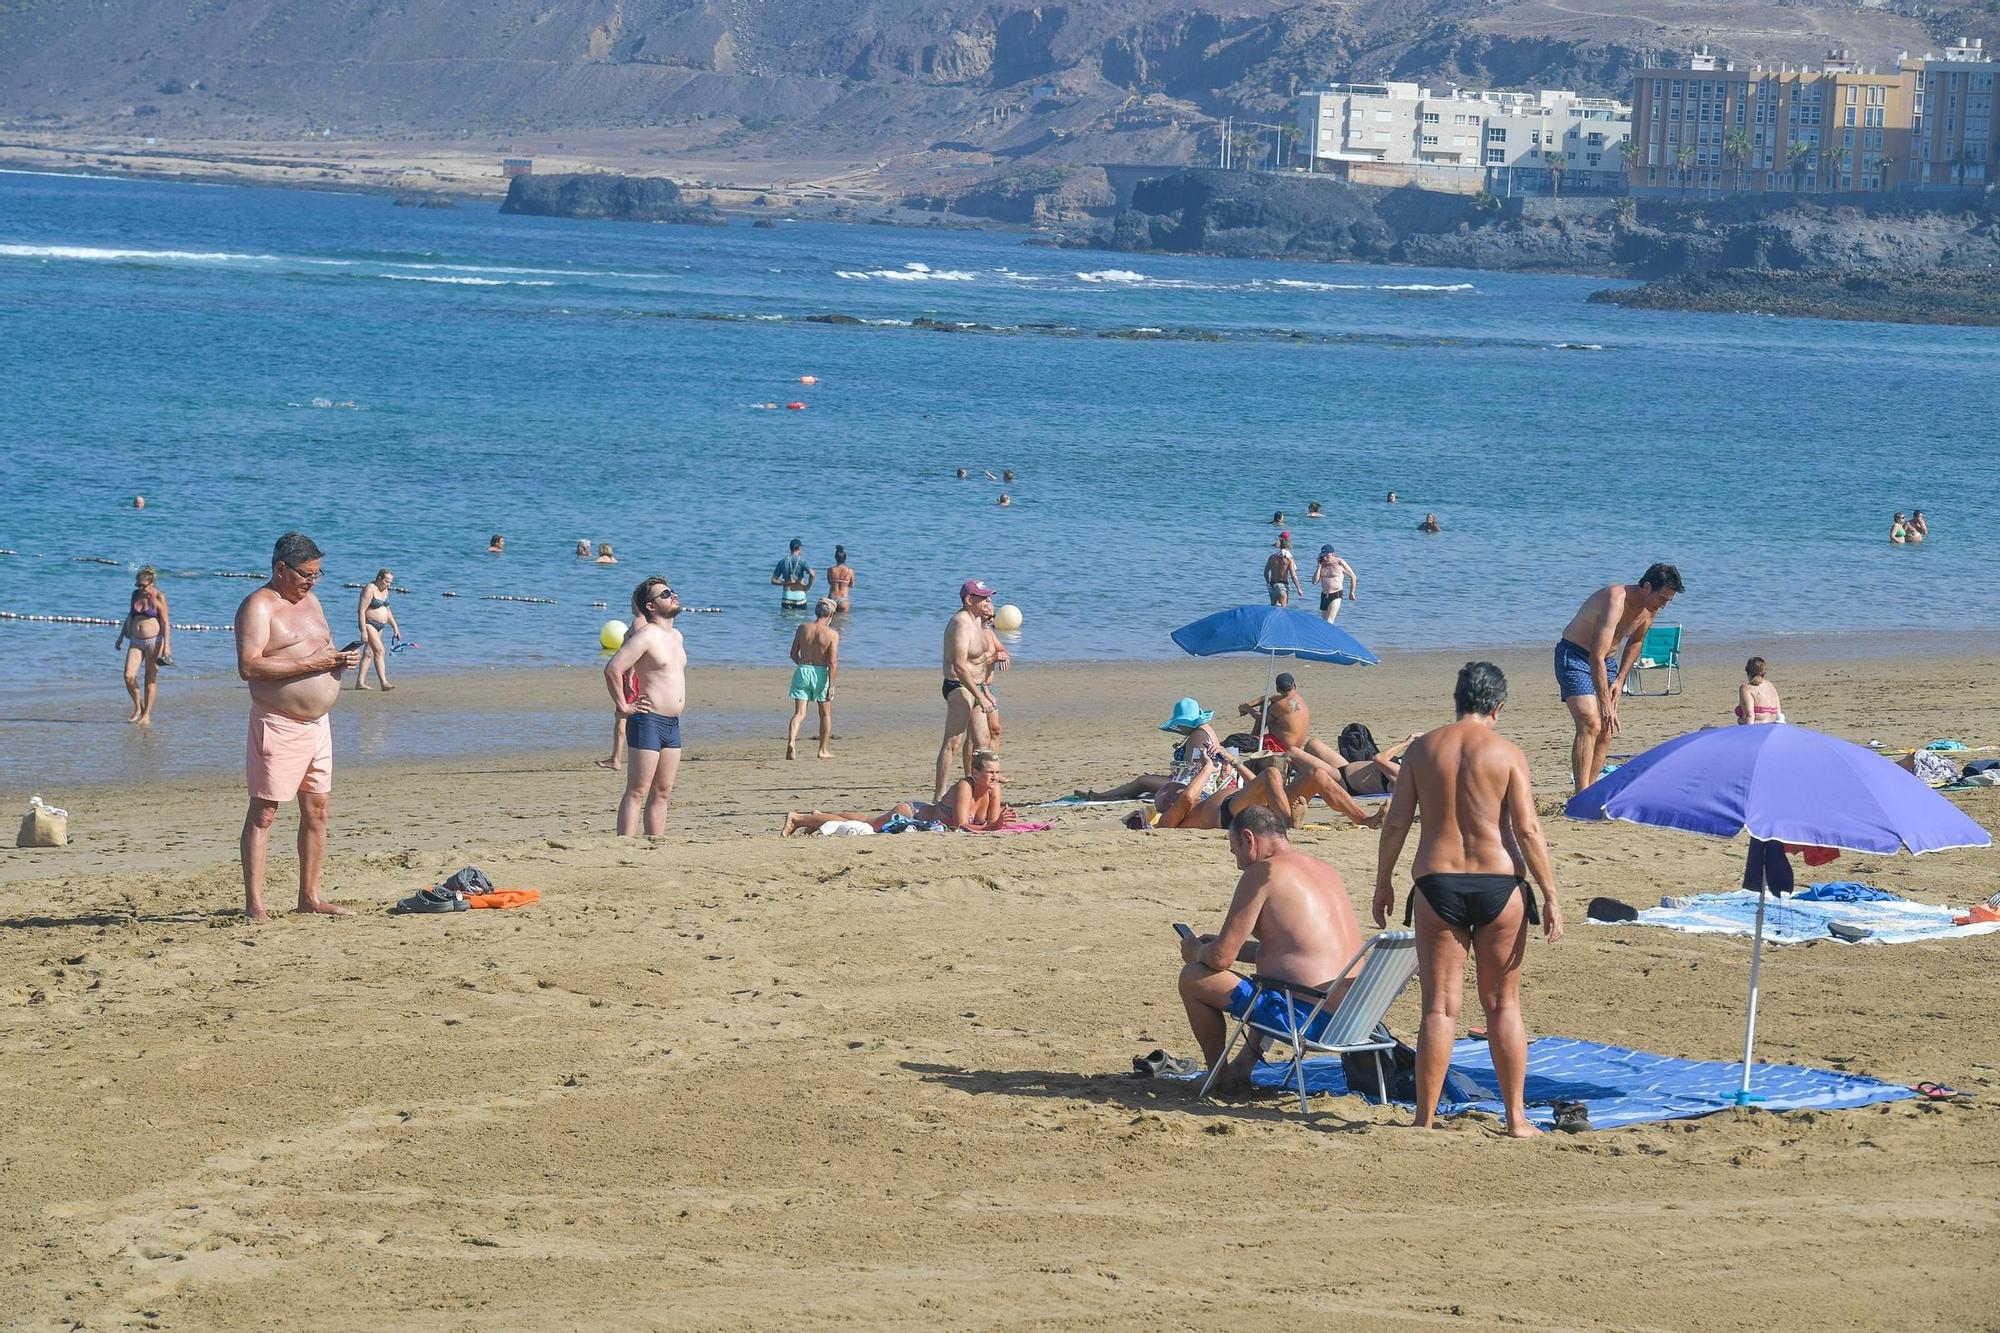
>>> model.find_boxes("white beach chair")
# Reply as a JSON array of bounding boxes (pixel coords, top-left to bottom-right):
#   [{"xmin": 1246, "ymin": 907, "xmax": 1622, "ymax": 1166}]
[{"xmin": 1198, "ymin": 930, "xmax": 1420, "ymax": 1116}]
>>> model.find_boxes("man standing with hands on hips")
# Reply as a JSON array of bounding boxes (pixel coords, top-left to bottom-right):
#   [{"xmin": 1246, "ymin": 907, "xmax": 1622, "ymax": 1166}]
[
  {"xmin": 234, "ymin": 531, "xmax": 361, "ymax": 920},
  {"xmin": 606, "ymin": 575, "xmax": 689, "ymax": 835}
]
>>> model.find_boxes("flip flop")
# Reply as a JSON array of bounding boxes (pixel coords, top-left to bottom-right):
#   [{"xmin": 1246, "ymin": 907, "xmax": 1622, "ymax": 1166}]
[
  {"xmin": 1131, "ymin": 1049, "xmax": 1206, "ymax": 1079},
  {"xmin": 1552, "ymin": 1100, "xmax": 1592, "ymax": 1132},
  {"xmin": 1913, "ymin": 1082, "xmax": 1966, "ymax": 1101}
]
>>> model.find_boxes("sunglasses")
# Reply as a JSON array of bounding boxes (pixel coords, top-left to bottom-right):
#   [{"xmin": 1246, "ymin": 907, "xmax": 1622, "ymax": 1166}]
[{"xmin": 653, "ymin": 587, "xmax": 676, "ymax": 601}]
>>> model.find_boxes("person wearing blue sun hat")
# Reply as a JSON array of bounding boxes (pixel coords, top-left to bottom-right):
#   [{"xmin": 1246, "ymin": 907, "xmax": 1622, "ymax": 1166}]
[{"xmin": 1065, "ymin": 697, "xmax": 1245, "ymax": 805}]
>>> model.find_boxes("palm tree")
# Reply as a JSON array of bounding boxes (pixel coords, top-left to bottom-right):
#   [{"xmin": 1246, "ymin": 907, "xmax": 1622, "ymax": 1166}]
[
  {"xmin": 1546, "ymin": 149, "xmax": 1567, "ymax": 197},
  {"xmin": 1674, "ymin": 141, "xmax": 1697, "ymax": 194},
  {"xmin": 1875, "ymin": 154, "xmax": 1896, "ymax": 192},
  {"xmin": 1825, "ymin": 145, "xmax": 1848, "ymax": 193},
  {"xmin": 1787, "ymin": 141, "xmax": 1812, "ymax": 193},
  {"xmin": 1619, "ymin": 135, "xmax": 1644, "ymax": 188},
  {"xmin": 1724, "ymin": 129, "xmax": 1754, "ymax": 192}
]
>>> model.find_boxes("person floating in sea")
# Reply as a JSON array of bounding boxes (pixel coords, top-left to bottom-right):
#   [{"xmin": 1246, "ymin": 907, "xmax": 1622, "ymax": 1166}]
[
  {"xmin": 115, "ymin": 564, "xmax": 171, "ymax": 724},
  {"xmin": 771, "ymin": 538, "xmax": 814, "ymax": 611},
  {"xmin": 1890, "ymin": 512, "xmax": 1908, "ymax": 544},
  {"xmin": 956, "ymin": 468, "xmax": 969, "ymax": 479},
  {"xmin": 1417, "ymin": 513, "xmax": 1441, "ymax": 533},
  {"xmin": 133, "ymin": 495, "xmax": 146, "ymax": 510},
  {"xmin": 1908, "ymin": 509, "xmax": 1928, "ymax": 543},
  {"xmin": 604, "ymin": 575, "xmax": 687, "ymax": 835},
  {"xmin": 354, "ymin": 567, "xmax": 400, "ymax": 691},
  {"xmin": 786, "ymin": 597, "xmax": 841, "ymax": 761},
  {"xmin": 827, "ymin": 545, "xmax": 855, "ymax": 611},
  {"xmin": 996, "ymin": 493, "xmax": 1012, "ymax": 507},
  {"xmin": 575, "ymin": 539, "xmax": 592, "ymax": 558},
  {"xmin": 1312, "ymin": 543, "xmax": 1358, "ymax": 624},
  {"xmin": 1003, "ymin": 469, "xmax": 1016, "ymax": 483},
  {"xmin": 1305, "ymin": 501, "xmax": 1324, "ymax": 519},
  {"xmin": 595, "ymin": 543, "xmax": 618, "ymax": 565},
  {"xmin": 1556, "ymin": 562, "xmax": 1684, "ymax": 792},
  {"xmin": 1737, "ymin": 656, "xmax": 1782, "ymax": 724},
  {"xmin": 1263, "ymin": 532, "xmax": 1302, "ymax": 607},
  {"xmin": 1269, "ymin": 510, "xmax": 1285, "ymax": 527},
  {"xmin": 1386, "ymin": 491, "xmax": 1398, "ymax": 504},
  {"xmin": 234, "ymin": 531, "xmax": 360, "ymax": 919},
  {"xmin": 1373, "ymin": 661, "xmax": 1562, "ymax": 1138},
  {"xmin": 936, "ymin": 579, "xmax": 1001, "ymax": 801},
  {"xmin": 487, "ymin": 533, "xmax": 506, "ymax": 554}
]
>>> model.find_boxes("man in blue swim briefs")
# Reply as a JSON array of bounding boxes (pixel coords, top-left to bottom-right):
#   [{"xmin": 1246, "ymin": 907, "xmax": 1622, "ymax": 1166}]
[
  {"xmin": 1177, "ymin": 805, "xmax": 1363, "ymax": 1094},
  {"xmin": 604, "ymin": 575, "xmax": 688, "ymax": 835},
  {"xmin": 1555, "ymin": 562, "xmax": 1684, "ymax": 792},
  {"xmin": 1373, "ymin": 662, "xmax": 1561, "ymax": 1138},
  {"xmin": 771, "ymin": 538, "xmax": 815, "ymax": 611}
]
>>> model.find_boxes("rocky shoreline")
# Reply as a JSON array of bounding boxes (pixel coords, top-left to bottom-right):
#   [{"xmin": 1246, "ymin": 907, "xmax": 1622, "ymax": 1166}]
[
  {"xmin": 1589, "ymin": 267, "xmax": 2000, "ymax": 325},
  {"xmin": 499, "ymin": 172, "xmax": 725, "ymax": 225}
]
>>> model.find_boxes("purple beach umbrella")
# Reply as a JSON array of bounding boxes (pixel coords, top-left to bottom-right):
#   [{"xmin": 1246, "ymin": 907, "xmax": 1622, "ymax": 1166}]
[{"xmin": 1566, "ymin": 723, "xmax": 1990, "ymax": 1102}]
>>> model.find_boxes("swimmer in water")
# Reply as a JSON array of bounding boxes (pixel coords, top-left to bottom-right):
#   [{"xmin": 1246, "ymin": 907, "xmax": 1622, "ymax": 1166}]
[
  {"xmin": 1306, "ymin": 501, "xmax": 1324, "ymax": 519},
  {"xmin": 827, "ymin": 545, "xmax": 856, "ymax": 611},
  {"xmin": 575, "ymin": 539, "xmax": 592, "ymax": 558},
  {"xmin": 956, "ymin": 468, "xmax": 969, "ymax": 479},
  {"xmin": 1387, "ymin": 491, "xmax": 1399, "ymax": 504},
  {"xmin": 1003, "ymin": 469, "xmax": 1016, "ymax": 482},
  {"xmin": 133, "ymin": 496, "xmax": 146, "ymax": 510},
  {"xmin": 996, "ymin": 494, "xmax": 1012, "ymax": 507},
  {"xmin": 487, "ymin": 534, "xmax": 506, "ymax": 554},
  {"xmin": 1418, "ymin": 513, "xmax": 1442, "ymax": 534},
  {"xmin": 595, "ymin": 543, "xmax": 619, "ymax": 565}
]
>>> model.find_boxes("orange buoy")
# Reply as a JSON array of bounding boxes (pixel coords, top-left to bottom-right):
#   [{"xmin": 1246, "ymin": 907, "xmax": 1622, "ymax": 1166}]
[{"xmin": 786, "ymin": 401, "xmax": 807, "ymax": 410}]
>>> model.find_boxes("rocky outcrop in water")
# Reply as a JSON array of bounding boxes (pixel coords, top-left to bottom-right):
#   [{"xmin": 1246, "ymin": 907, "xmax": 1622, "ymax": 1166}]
[
  {"xmin": 1590, "ymin": 268, "xmax": 2000, "ymax": 325},
  {"xmin": 499, "ymin": 174, "xmax": 725, "ymax": 225}
]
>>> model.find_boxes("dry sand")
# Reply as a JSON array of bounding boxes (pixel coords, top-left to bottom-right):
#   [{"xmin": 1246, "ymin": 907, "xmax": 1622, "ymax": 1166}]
[{"xmin": 3, "ymin": 644, "xmax": 1998, "ymax": 1330}]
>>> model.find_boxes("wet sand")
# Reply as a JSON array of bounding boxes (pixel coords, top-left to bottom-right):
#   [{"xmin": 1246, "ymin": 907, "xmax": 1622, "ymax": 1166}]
[{"xmin": 3, "ymin": 644, "xmax": 1997, "ymax": 1328}]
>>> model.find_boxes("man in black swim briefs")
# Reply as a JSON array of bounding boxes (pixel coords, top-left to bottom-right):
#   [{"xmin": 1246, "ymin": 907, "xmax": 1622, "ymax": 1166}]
[
  {"xmin": 935, "ymin": 578, "xmax": 1001, "ymax": 802},
  {"xmin": 1372, "ymin": 662, "xmax": 1562, "ymax": 1138}
]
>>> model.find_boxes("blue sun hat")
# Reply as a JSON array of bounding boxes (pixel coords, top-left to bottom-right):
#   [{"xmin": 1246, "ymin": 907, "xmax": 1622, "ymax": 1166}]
[{"xmin": 1159, "ymin": 697, "xmax": 1214, "ymax": 732}]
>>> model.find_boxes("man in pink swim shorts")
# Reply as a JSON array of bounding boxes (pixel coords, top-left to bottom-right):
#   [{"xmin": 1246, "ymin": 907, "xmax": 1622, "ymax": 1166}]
[{"xmin": 233, "ymin": 532, "xmax": 360, "ymax": 919}]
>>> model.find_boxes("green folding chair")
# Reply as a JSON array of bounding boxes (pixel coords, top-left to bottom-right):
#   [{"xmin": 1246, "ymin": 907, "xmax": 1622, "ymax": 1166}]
[{"xmin": 1626, "ymin": 623, "xmax": 1682, "ymax": 697}]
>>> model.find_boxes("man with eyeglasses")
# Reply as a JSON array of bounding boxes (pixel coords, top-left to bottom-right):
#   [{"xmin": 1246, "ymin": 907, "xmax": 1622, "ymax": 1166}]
[
  {"xmin": 935, "ymin": 579, "xmax": 1001, "ymax": 802},
  {"xmin": 604, "ymin": 575, "xmax": 688, "ymax": 834},
  {"xmin": 233, "ymin": 531, "xmax": 361, "ymax": 919}
]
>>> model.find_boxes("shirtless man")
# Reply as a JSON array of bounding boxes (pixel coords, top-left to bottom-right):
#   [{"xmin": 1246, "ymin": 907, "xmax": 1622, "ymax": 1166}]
[
  {"xmin": 1178, "ymin": 806, "xmax": 1364, "ymax": 1092},
  {"xmin": 1556, "ymin": 562, "xmax": 1684, "ymax": 791},
  {"xmin": 1262, "ymin": 533, "xmax": 1302, "ymax": 607},
  {"xmin": 786, "ymin": 597, "xmax": 840, "ymax": 760},
  {"xmin": 234, "ymin": 532, "xmax": 361, "ymax": 920},
  {"xmin": 1312, "ymin": 544, "xmax": 1359, "ymax": 624},
  {"xmin": 604, "ymin": 575, "xmax": 688, "ymax": 834},
  {"xmin": 1372, "ymin": 662, "xmax": 1561, "ymax": 1138},
  {"xmin": 935, "ymin": 579, "xmax": 1000, "ymax": 801},
  {"xmin": 785, "ymin": 750, "xmax": 1015, "ymax": 835},
  {"xmin": 1238, "ymin": 674, "xmax": 1357, "ymax": 790},
  {"xmin": 826, "ymin": 545, "xmax": 856, "ymax": 611},
  {"xmin": 771, "ymin": 538, "xmax": 814, "ymax": 611}
]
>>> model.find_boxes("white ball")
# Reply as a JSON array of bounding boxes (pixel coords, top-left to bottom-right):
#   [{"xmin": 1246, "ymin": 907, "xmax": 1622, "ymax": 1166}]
[
  {"xmin": 994, "ymin": 604, "xmax": 1023, "ymax": 632},
  {"xmin": 599, "ymin": 620, "xmax": 628, "ymax": 650}
]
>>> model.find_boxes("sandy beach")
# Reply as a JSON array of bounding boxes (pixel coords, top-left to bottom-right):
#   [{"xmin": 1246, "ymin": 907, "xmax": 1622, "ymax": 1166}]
[{"xmin": 3, "ymin": 642, "xmax": 1997, "ymax": 1329}]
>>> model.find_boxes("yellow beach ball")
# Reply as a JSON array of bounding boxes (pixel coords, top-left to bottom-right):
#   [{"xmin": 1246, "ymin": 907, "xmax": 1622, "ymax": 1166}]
[
  {"xmin": 599, "ymin": 620, "xmax": 628, "ymax": 650},
  {"xmin": 994, "ymin": 604, "xmax": 1023, "ymax": 632}
]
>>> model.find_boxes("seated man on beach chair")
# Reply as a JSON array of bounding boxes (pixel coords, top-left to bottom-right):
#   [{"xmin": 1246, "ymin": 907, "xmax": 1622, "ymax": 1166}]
[
  {"xmin": 784, "ymin": 750, "xmax": 1016, "ymax": 835},
  {"xmin": 1177, "ymin": 805, "xmax": 1365, "ymax": 1092}
]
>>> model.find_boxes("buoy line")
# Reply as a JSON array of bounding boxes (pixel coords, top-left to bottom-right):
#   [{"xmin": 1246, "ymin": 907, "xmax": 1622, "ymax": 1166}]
[
  {"xmin": 482, "ymin": 595, "xmax": 558, "ymax": 604},
  {"xmin": 0, "ymin": 611, "xmax": 233, "ymax": 631}
]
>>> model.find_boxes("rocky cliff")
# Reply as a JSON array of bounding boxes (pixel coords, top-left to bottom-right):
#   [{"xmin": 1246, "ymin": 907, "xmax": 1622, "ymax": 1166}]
[{"xmin": 499, "ymin": 173, "xmax": 725, "ymax": 224}]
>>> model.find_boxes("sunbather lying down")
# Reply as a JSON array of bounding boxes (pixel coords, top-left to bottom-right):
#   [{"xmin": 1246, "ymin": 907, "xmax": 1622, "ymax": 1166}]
[
  {"xmin": 1145, "ymin": 744, "xmax": 1382, "ymax": 831},
  {"xmin": 784, "ymin": 751, "xmax": 1016, "ymax": 835}
]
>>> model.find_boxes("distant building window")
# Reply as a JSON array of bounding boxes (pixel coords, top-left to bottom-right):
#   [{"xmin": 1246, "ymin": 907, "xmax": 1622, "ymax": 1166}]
[
  {"xmin": 1486, "ymin": 148, "xmax": 1505, "ymax": 163},
  {"xmin": 1422, "ymin": 112, "xmax": 1440, "ymax": 124},
  {"xmin": 1421, "ymin": 134, "xmax": 1438, "ymax": 146},
  {"xmin": 1487, "ymin": 127, "xmax": 1507, "ymax": 142}
]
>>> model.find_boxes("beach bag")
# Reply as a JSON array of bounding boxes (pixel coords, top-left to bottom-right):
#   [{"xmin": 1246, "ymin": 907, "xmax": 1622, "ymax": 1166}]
[
  {"xmin": 438, "ymin": 866, "xmax": 495, "ymax": 897},
  {"xmin": 17, "ymin": 795, "xmax": 68, "ymax": 848},
  {"xmin": 1340, "ymin": 1026, "xmax": 1486, "ymax": 1104},
  {"xmin": 1337, "ymin": 722, "xmax": 1379, "ymax": 763}
]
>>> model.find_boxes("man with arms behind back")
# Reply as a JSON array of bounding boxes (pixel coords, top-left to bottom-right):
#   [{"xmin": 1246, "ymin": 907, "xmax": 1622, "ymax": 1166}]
[
  {"xmin": 1178, "ymin": 806, "xmax": 1363, "ymax": 1093},
  {"xmin": 235, "ymin": 531, "xmax": 361, "ymax": 920},
  {"xmin": 1373, "ymin": 662, "xmax": 1561, "ymax": 1138}
]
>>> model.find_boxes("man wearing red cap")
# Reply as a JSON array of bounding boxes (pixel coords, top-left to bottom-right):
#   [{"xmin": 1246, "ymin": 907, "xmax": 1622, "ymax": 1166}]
[
  {"xmin": 1262, "ymin": 532, "xmax": 1302, "ymax": 608},
  {"xmin": 936, "ymin": 579, "xmax": 1001, "ymax": 801}
]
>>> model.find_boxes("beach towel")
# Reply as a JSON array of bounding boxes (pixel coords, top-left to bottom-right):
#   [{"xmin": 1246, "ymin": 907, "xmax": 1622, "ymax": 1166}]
[
  {"xmin": 971, "ymin": 820, "xmax": 1052, "ymax": 834},
  {"xmin": 1594, "ymin": 887, "xmax": 2000, "ymax": 945},
  {"xmin": 1032, "ymin": 795, "xmax": 1143, "ymax": 808},
  {"xmin": 1196, "ymin": 1037, "xmax": 1917, "ymax": 1130},
  {"xmin": 467, "ymin": 889, "xmax": 539, "ymax": 909},
  {"xmin": 816, "ymin": 820, "xmax": 876, "ymax": 836},
  {"xmin": 1794, "ymin": 881, "xmax": 1900, "ymax": 903}
]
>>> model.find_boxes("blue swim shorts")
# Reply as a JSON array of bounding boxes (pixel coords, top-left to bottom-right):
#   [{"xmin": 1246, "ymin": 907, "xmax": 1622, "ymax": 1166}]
[
  {"xmin": 1226, "ymin": 976, "xmax": 1332, "ymax": 1044},
  {"xmin": 1554, "ymin": 638, "xmax": 1619, "ymax": 701},
  {"xmin": 788, "ymin": 664, "xmax": 830, "ymax": 702},
  {"xmin": 625, "ymin": 712, "xmax": 683, "ymax": 752}
]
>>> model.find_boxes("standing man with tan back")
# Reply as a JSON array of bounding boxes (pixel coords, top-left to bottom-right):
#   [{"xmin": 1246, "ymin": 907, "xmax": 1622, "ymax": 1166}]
[
  {"xmin": 1373, "ymin": 662, "xmax": 1561, "ymax": 1138},
  {"xmin": 786, "ymin": 596, "xmax": 841, "ymax": 760},
  {"xmin": 235, "ymin": 531, "xmax": 361, "ymax": 920},
  {"xmin": 1556, "ymin": 562, "xmax": 1684, "ymax": 791},
  {"xmin": 935, "ymin": 579, "xmax": 1000, "ymax": 802},
  {"xmin": 605, "ymin": 575, "xmax": 688, "ymax": 835}
]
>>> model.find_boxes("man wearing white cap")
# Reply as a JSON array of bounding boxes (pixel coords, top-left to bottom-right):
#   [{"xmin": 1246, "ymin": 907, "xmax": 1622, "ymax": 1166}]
[{"xmin": 936, "ymin": 578, "xmax": 1001, "ymax": 801}]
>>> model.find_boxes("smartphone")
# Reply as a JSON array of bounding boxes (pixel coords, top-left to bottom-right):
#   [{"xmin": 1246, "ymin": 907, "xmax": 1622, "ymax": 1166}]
[
  {"xmin": 1173, "ymin": 922, "xmax": 1196, "ymax": 941},
  {"xmin": 339, "ymin": 640, "xmax": 362, "ymax": 654}
]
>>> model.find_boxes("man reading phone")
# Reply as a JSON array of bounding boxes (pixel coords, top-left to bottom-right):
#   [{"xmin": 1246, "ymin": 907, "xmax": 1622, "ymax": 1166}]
[{"xmin": 1176, "ymin": 805, "xmax": 1364, "ymax": 1094}]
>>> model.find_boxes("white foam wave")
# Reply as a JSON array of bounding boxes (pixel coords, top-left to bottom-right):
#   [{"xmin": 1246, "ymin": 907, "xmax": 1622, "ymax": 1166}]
[
  {"xmin": 377, "ymin": 274, "xmax": 554, "ymax": 287},
  {"xmin": 1075, "ymin": 269, "xmax": 1150, "ymax": 283},
  {"xmin": 0, "ymin": 242, "xmax": 277, "ymax": 263},
  {"xmin": 1380, "ymin": 282, "xmax": 1475, "ymax": 292},
  {"xmin": 835, "ymin": 261, "xmax": 978, "ymax": 282},
  {"xmin": 1266, "ymin": 278, "xmax": 1371, "ymax": 292}
]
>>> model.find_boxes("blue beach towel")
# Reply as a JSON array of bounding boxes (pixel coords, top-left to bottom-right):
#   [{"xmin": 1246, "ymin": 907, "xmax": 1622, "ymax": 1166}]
[
  {"xmin": 1794, "ymin": 882, "xmax": 1901, "ymax": 903},
  {"xmin": 1596, "ymin": 887, "xmax": 2000, "ymax": 945},
  {"xmin": 1213, "ymin": 1037, "xmax": 1915, "ymax": 1130}
]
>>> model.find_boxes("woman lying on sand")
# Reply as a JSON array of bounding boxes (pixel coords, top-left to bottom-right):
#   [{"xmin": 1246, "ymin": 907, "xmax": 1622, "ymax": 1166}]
[{"xmin": 784, "ymin": 752, "xmax": 1016, "ymax": 835}]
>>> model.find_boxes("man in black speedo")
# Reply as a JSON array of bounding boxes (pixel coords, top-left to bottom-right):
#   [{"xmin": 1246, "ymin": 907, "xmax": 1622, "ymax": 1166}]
[{"xmin": 1372, "ymin": 662, "xmax": 1562, "ymax": 1138}]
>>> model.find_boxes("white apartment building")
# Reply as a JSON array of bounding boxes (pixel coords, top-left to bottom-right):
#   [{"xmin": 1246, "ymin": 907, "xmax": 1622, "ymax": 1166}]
[{"xmin": 1298, "ymin": 82, "xmax": 1632, "ymax": 192}]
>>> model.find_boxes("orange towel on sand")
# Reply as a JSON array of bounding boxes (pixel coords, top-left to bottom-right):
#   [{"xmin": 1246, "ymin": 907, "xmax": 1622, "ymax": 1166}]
[{"xmin": 466, "ymin": 889, "xmax": 540, "ymax": 910}]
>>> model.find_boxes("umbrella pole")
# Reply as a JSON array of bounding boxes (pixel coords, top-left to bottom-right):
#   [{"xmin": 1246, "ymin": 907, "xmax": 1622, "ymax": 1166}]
[
  {"xmin": 1255, "ymin": 652, "xmax": 1275, "ymax": 751},
  {"xmin": 1733, "ymin": 887, "xmax": 1769, "ymax": 1105}
]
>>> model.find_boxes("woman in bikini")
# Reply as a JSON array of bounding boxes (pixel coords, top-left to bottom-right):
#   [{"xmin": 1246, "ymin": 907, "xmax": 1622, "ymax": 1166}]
[
  {"xmin": 1152, "ymin": 746, "xmax": 1292, "ymax": 831},
  {"xmin": 355, "ymin": 569, "xmax": 401, "ymax": 691},
  {"xmin": 1735, "ymin": 656, "xmax": 1781, "ymax": 725},
  {"xmin": 115, "ymin": 565, "xmax": 170, "ymax": 723},
  {"xmin": 827, "ymin": 546, "xmax": 855, "ymax": 611}
]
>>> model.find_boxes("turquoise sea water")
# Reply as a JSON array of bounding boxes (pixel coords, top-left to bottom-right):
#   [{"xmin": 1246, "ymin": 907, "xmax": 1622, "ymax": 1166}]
[{"xmin": 2, "ymin": 168, "xmax": 1994, "ymax": 699}]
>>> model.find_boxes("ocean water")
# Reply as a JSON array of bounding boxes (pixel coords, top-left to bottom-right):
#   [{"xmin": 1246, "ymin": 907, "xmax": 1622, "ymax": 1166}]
[{"xmin": 3, "ymin": 168, "xmax": 1995, "ymax": 700}]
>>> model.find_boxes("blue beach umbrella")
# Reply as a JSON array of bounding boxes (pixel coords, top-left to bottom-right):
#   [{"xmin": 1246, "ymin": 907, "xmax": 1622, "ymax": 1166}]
[
  {"xmin": 1169, "ymin": 606, "xmax": 1379, "ymax": 749},
  {"xmin": 1567, "ymin": 723, "xmax": 1989, "ymax": 1102}
]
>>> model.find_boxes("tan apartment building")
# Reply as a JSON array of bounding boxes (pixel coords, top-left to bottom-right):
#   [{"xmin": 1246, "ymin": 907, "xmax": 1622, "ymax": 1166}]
[{"xmin": 1632, "ymin": 41, "xmax": 1994, "ymax": 194}]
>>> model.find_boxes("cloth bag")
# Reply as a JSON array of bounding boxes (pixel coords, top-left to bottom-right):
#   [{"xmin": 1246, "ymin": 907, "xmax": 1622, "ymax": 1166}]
[{"xmin": 17, "ymin": 796, "xmax": 68, "ymax": 848}]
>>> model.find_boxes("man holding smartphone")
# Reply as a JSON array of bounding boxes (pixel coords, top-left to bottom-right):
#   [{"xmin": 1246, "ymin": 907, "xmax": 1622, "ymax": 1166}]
[{"xmin": 1176, "ymin": 805, "xmax": 1363, "ymax": 1092}]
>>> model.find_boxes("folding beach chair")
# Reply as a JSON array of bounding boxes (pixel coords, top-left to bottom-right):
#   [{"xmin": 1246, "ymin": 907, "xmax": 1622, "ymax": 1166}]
[
  {"xmin": 1625, "ymin": 623, "xmax": 1682, "ymax": 697},
  {"xmin": 1198, "ymin": 930, "xmax": 1419, "ymax": 1116}
]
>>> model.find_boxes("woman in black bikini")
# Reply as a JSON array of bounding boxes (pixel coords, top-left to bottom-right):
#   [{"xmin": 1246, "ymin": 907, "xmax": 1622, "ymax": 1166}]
[
  {"xmin": 115, "ymin": 565, "xmax": 171, "ymax": 723},
  {"xmin": 355, "ymin": 568, "xmax": 401, "ymax": 691}
]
